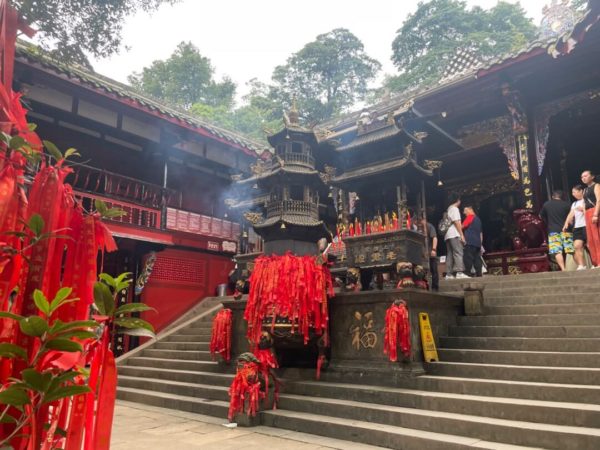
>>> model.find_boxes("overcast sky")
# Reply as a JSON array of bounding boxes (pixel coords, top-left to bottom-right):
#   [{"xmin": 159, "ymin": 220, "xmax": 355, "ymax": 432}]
[{"xmin": 90, "ymin": 0, "xmax": 545, "ymax": 102}]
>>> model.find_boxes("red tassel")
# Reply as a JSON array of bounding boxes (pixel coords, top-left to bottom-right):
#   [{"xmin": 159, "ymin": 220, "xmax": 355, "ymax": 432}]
[
  {"xmin": 210, "ymin": 309, "xmax": 232, "ymax": 362},
  {"xmin": 227, "ymin": 362, "xmax": 264, "ymax": 422},
  {"xmin": 316, "ymin": 354, "xmax": 326, "ymax": 380},
  {"xmin": 383, "ymin": 301, "xmax": 411, "ymax": 362},
  {"xmin": 244, "ymin": 253, "xmax": 333, "ymax": 347}
]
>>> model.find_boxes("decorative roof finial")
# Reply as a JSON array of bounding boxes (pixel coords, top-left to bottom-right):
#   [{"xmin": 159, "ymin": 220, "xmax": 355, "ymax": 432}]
[{"xmin": 288, "ymin": 95, "xmax": 300, "ymax": 125}]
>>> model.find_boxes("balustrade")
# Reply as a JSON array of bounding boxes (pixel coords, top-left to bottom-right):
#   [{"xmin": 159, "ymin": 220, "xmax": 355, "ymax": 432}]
[{"xmin": 266, "ymin": 199, "xmax": 319, "ymax": 219}]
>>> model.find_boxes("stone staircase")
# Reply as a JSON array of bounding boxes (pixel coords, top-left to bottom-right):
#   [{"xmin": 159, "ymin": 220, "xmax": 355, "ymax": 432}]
[{"xmin": 116, "ymin": 272, "xmax": 600, "ymax": 449}]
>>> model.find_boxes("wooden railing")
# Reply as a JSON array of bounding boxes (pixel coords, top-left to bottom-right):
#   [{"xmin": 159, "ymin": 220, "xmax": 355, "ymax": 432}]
[
  {"xmin": 266, "ymin": 199, "xmax": 318, "ymax": 219},
  {"xmin": 68, "ymin": 164, "xmax": 181, "ymax": 209},
  {"xmin": 75, "ymin": 191, "xmax": 161, "ymax": 229},
  {"xmin": 282, "ymin": 151, "xmax": 315, "ymax": 168}
]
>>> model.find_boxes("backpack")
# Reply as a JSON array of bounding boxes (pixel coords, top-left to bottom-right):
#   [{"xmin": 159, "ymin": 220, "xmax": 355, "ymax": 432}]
[{"xmin": 438, "ymin": 212, "xmax": 452, "ymax": 235}]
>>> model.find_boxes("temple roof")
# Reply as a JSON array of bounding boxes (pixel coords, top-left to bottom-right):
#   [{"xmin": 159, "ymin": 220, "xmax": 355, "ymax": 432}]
[
  {"xmin": 332, "ymin": 156, "xmax": 432, "ymax": 186},
  {"xmin": 15, "ymin": 41, "xmax": 267, "ymax": 156},
  {"xmin": 337, "ymin": 123, "xmax": 403, "ymax": 151},
  {"xmin": 254, "ymin": 216, "xmax": 325, "ymax": 228},
  {"xmin": 236, "ymin": 164, "xmax": 320, "ymax": 185}
]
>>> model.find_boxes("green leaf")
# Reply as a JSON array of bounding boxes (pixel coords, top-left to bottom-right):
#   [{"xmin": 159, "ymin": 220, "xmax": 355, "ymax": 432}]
[
  {"xmin": 0, "ymin": 343, "xmax": 27, "ymax": 360},
  {"xmin": 21, "ymin": 369, "xmax": 52, "ymax": 393},
  {"xmin": 49, "ymin": 319, "xmax": 98, "ymax": 334},
  {"xmin": 56, "ymin": 330, "xmax": 96, "ymax": 340},
  {"xmin": 49, "ymin": 287, "xmax": 79, "ymax": 314},
  {"xmin": 43, "ymin": 385, "xmax": 91, "ymax": 404},
  {"xmin": 19, "ymin": 316, "xmax": 49, "ymax": 337},
  {"xmin": 0, "ymin": 412, "xmax": 17, "ymax": 423},
  {"xmin": 0, "ymin": 385, "xmax": 29, "ymax": 406},
  {"xmin": 45, "ymin": 338, "xmax": 83, "ymax": 352},
  {"xmin": 64, "ymin": 148, "xmax": 80, "ymax": 159},
  {"xmin": 119, "ymin": 327, "xmax": 156, "ymax": 339},
  {"xmin": 28, "ymin": 214, "xmax": 45, "ymax": 236},
  {"xmin": 103, "ymin": 208, "xmax": 126, "ymax": 218},
  {"xmin": 94, "ymin": 199, "xmax": 108, "ymax": 216},
  {"xmin": 33, "ymin": 290, "xmax": 50, "ymax": 316},
  {"xmin": 0, "ymin": 311, "xmax": 23, "ymax": 321},
  {"xmin": 93, "ymin": 281, "xmax": 115, "ymax": 316},
  {"xmin": 28, "ymin": 122, "xmax": 37, "ymax": 132},
  {"xmin": 114, "ymin": 272, "xmax": 132, "ymax": 292},
  {"xmin": 114, "ymin": 317, "xmax": 154, "ymax": 333},
  {"xmin": 98, "ymin": 273, "xmax": 116, "ymax": 289},
  {"xmin": 115, "ymin": 303, "xmax": 155, "ymax": 316},
  {"xmin": 9, "ymin": 135, "xmax": 26, "ymax": 150},
  {"xmin": 43, "ymin": 140, "xmax": 62, "ymax": 161},
  {"xmin": 53, "ymin": 370, "xmax": 81, "ymax": 385}
]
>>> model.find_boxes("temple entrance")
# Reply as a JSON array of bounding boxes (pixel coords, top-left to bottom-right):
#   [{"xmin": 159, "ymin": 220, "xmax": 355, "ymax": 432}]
[
  {"xmin": 479, "ymin": 191, "xmax": 521, "ymax": 252},
  {"xmin": 543, "ymin": 101, "xmax": 600, "ymax": 200}
]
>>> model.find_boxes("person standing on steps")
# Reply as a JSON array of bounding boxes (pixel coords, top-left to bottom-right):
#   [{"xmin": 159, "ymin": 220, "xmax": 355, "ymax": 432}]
[
  {"xmin": 444, "ymin": 193, "xmax": 469, "ymax": 279},
  {"xmin": 563, "ymin": 185, "xmax": 587, "ymax": 270},
  {"xmin": 462, "ymin": 205, "xmax": 483, "ymax": 277},
  {"xmin": 582, "ymin": 170, "xmax": 600, "ymax": 267},
  {"xmin": 540, "ymin": 190, "xmax": 573, "ymax": 271}
]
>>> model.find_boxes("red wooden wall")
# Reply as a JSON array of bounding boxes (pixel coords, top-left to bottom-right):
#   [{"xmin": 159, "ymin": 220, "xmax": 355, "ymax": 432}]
[{"xmin": 140, "ymin": 248, "xmax": 233, "ymax": 333}]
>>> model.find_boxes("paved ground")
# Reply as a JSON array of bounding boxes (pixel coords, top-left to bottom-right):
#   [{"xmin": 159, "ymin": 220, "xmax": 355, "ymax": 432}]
[{"xmin": 111, "ymin": 400, "xmax": 384, "ymax": 450}]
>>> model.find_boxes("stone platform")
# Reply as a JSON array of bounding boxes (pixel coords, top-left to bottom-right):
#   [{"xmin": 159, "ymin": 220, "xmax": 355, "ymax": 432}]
[{"xmin": 224, "ymin": 289, "xmax": 463, "ymax": 383}]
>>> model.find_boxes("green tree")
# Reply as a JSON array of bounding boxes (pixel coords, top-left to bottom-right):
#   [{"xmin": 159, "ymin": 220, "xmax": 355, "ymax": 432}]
[
  {"xmin": 271, "ymin": 28, "xmax": 381, "ymax": 123},
  {"xmin": 388, "ymin": 0, "xmax": 537, "ymax": 92},
  {"xmin": 129, "ymin": 41, "xmax": 236, "ymax": 109},
  {"xmin": 12, "ymin": 0, "xmax": 178, "ymax": 66}
]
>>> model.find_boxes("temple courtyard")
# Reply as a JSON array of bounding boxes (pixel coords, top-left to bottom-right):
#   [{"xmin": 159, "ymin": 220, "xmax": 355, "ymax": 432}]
[{"xmin": 110, "ymin": 401, "xmax": 386, "ymax": 450}]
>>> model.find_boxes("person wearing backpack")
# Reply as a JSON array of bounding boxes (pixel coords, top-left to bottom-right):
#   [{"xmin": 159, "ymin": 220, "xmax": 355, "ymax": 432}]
[{"xmin": 442, "ymin": 193, "xmax": 469, "ymax": 279}]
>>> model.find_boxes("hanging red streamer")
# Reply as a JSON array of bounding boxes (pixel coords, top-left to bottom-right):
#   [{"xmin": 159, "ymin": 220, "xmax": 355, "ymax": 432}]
[
  {"xmin": 383, "ymin": 301, "xmax": 411, "ymax": 362},
  {"xmin": 227, "ymin": 361, "xmax": 264, "ymax": 422},
  {"xmin": 244, "ymin": 253, "xmax": 334, "ymax": 346},
  {"xmin": 210, "ymin": 308, "xmax": 232, "ymax": 362}
]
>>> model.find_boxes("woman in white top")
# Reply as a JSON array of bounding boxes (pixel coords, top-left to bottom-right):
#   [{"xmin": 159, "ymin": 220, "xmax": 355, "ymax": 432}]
[{"xmin": 563, "ymin": 185, "xmax": 587, "ymax": 270}]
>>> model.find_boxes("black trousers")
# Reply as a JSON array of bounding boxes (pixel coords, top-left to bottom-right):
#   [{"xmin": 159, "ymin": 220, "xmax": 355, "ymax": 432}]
[
  {"xmin": 464, "ymin": 245, "xmax": 482, "ymax": 277},
  {"xmin": 429, "ymin": 257, "xmax": 439, "ymax": 290}
]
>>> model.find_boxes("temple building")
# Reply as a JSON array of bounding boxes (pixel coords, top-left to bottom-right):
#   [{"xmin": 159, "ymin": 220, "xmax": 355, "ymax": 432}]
[{"xmin": 12, "ymin": 41, "xmax": 263, "ymax": 352}]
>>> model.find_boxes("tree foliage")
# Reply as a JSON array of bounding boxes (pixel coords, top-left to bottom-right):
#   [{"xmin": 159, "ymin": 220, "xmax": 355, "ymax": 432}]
[
  {"xmin": 270, "ymin": 28, "xmax": 381, "ymax": 123},
  {"xmin": 128, "ymin": 41, "xmax": 235, "ymax": 109},
  {"xmin": 12, "ymin": 0, "xmax": 178, "ymax": 66},
  {"xmin": 388, "ymin": 0, "xmax": 538, "ymax": 92}
]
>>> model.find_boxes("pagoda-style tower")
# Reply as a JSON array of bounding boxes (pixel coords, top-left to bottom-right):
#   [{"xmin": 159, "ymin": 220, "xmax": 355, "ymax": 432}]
[{"xmin": 238, "ymin": 102, "xmax": 330, "ymax": 256}]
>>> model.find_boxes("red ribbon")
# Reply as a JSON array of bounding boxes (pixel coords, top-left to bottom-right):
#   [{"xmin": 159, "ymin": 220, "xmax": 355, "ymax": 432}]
[
  {"xmin": 210, "ymin": 309, "xmax": 232, "ymax": 362},
  {"xmin": 383, "ymin": 301, "xmax": 411, "ymax": 362}
]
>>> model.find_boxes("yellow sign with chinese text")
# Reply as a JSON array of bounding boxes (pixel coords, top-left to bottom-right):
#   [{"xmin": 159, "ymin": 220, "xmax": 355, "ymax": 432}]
[{"xmin": 419, "ymin": 312, "xmax": 439, "ymax": 362}]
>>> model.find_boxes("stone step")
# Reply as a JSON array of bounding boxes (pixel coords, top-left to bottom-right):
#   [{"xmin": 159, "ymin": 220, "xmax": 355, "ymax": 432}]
[
  {"xmin": 270, "ymin": 396, "xmax": 600, "ymax": 449},
  {"xmin": 483, "ymin": 294, "xmax": 599, "ymax": 306},
  {"xmin": 448, "ymin": 325, "xmax": 600, "ymax": 338},
  {"xmin": 447, "ymin": 285, "xmax": 598, "ymax": 297},
  {"xmin": 118, "ymin": 365, "xmax": 233, "ymax": 386},
  {"xmin": 261, "ymin": 409, "xmax": 537, "ymax": 450},
  {"xmin": 438, "ymin": 348, "xmax": 600, "ymax": 367},
  {"xmin": 425, "ymin": 361, "xmax": 600, "ymax": 385},
  {"xmin": 177, "ymin": 327, "xmax": 212, "ymax": 336},
  {"xmin": 441, "ymin": 270, "xmax": 600, "ymax": 287},
  {"xmin": 141, "ymin": 349, "xmax": 212, "ymax": 361},
  {"xmin": 440, "ymin": 336, "xmax": 600, "ymax": 352},
  {"xmin": 485, "ymin": 303, "xmax": 600, "ymax": 316},
  {"xmin": 411, "ymin": 375, "xmax": 600, "ymax": 404},
  {"xmin": 118, "ymin": 376, "xmax": 229, "ymax": 401},
  {"xmin": 163, "ymin": 334, "xmax": 212, "ymax": 343},
  {"xmin": 458, "ymin": 313, "xmax": 600, "ymax": 327},
  {"xmin": 153, "ymin": 341, "xmax": 210, "ymax": 351},
  {"xmin": 284, "ymin": 380, "xmax": 600, "ymax": 427},
  {"xmin": 124, "ymin": 356, "xmax": 221, "ymax": 372},
  {"xmin": 116, "ymin": 387, "xmax": 231, "ymax": 421}
]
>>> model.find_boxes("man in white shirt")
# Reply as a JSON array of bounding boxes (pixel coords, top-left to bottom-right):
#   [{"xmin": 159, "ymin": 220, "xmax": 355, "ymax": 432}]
[{"xmin": 444, "ymin": 193, "xmax": 469, "ymax": 279}]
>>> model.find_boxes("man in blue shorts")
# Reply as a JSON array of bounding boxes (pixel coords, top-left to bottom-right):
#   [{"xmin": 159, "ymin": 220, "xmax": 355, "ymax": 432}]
[{"xmin": 540, "ymin": 190, "xmax": 574, "ymax": 271}]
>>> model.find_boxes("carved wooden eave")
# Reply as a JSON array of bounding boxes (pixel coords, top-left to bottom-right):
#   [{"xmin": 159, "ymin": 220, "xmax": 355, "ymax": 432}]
[{"xmin": 331, "ymin": 156, "xmax": 432, "ymax": 188}]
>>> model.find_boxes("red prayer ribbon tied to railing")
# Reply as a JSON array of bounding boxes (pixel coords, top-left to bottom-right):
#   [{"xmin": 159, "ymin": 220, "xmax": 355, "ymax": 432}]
[
  {"xmin": 383, "ymin": 301, "xmax": 411, "ymax": 362},
  {"xmin": 243, "ymin": 253, "xmax": 334, "ymax": 346},
  {"xmin": 210, "ymin": 309, "xmax": 232, "ymax": 362}
]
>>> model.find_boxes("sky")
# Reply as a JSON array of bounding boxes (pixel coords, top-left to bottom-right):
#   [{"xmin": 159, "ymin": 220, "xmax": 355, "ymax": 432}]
[{"xmin": 89, "ymin": 0, "xmax": 545, "ymax": 103}]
